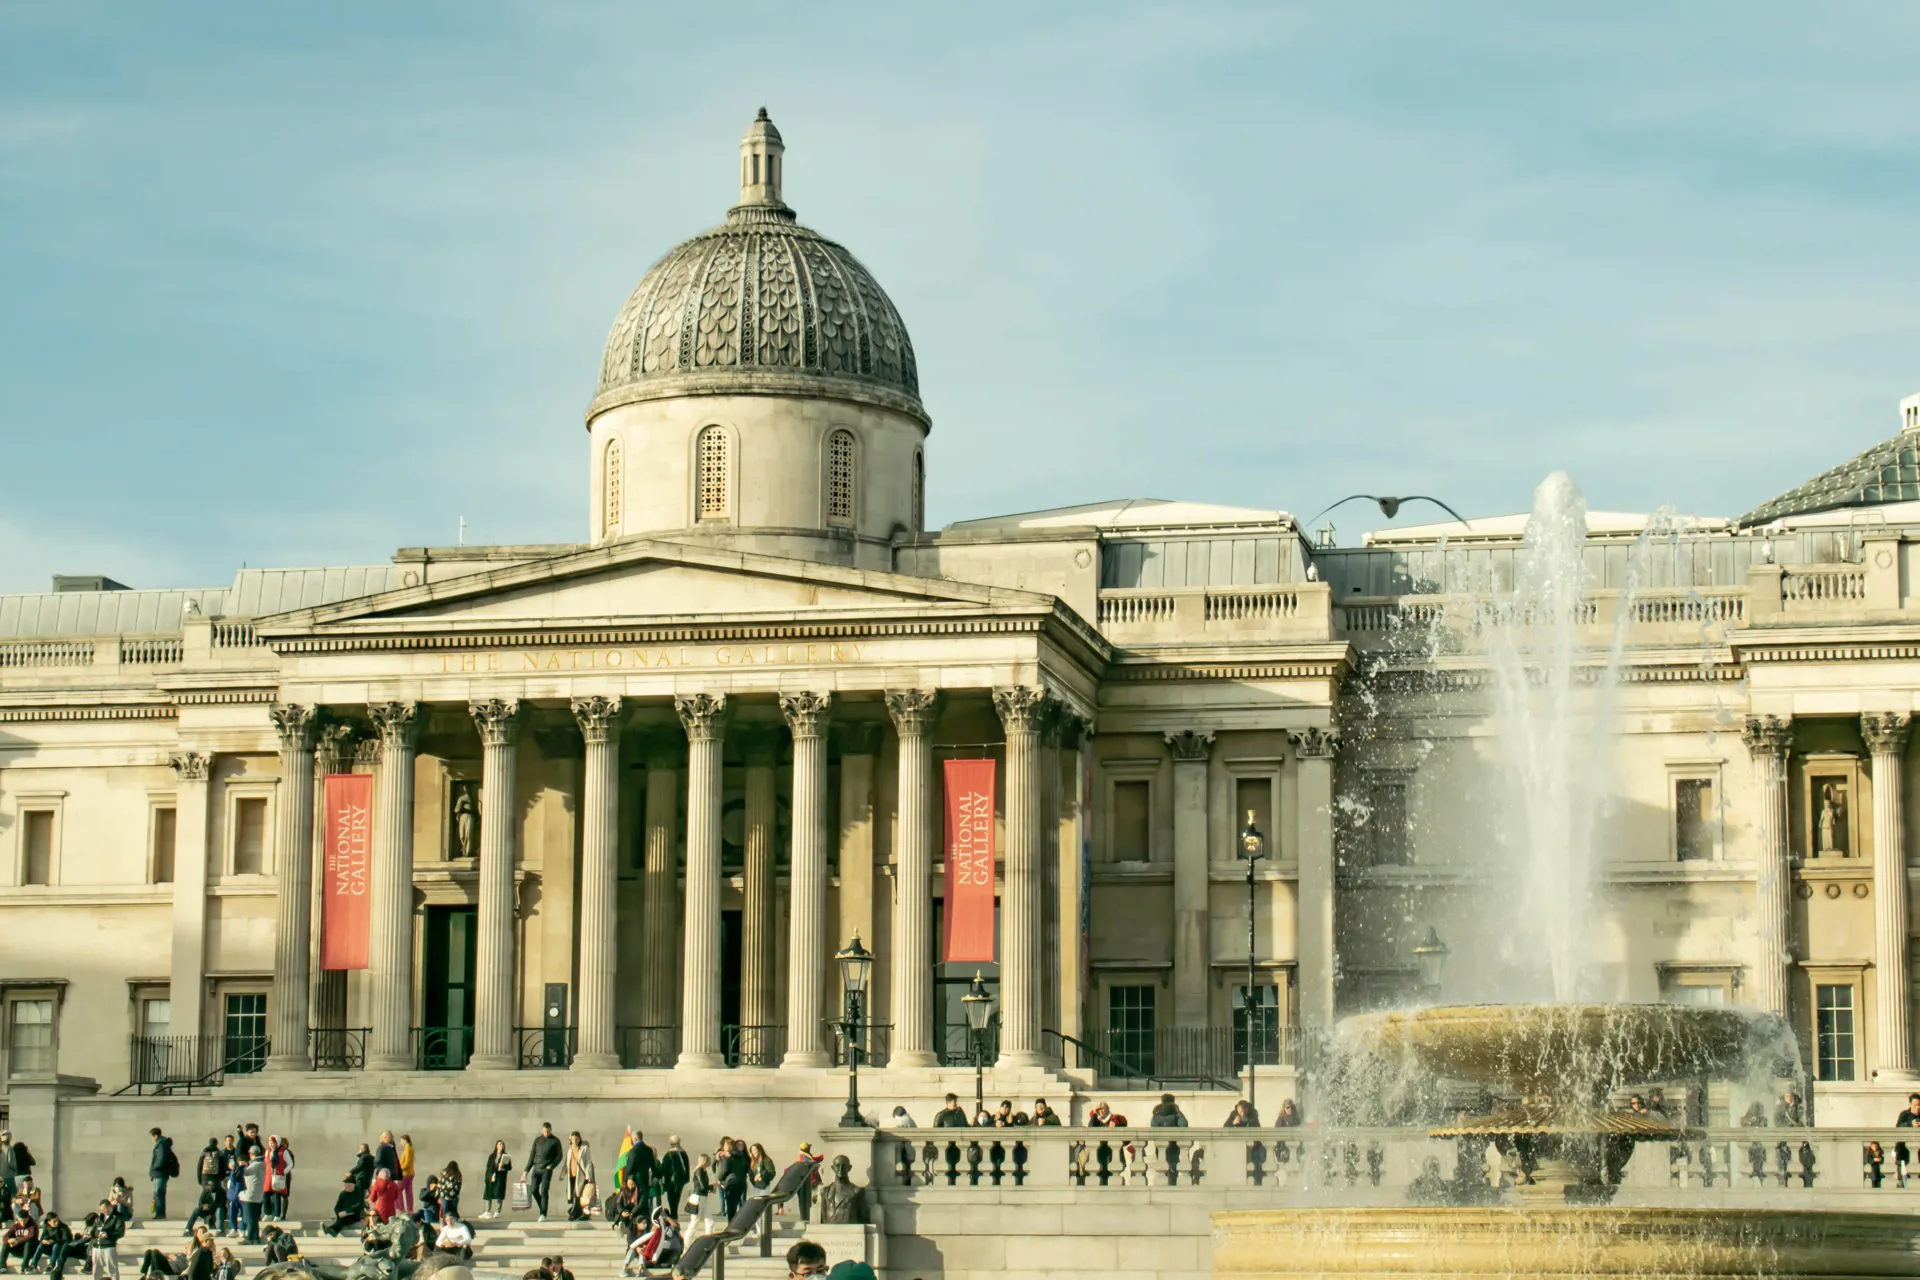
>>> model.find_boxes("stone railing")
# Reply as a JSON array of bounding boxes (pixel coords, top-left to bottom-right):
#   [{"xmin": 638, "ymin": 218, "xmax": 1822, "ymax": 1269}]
[
  {"xmin": 0, "ymin": 639, "xmax": 96, "ymax": 668},
  {"xmin": 1096, "ymin": 590, "xmax": 1177, "ymax": 627},
  {"xmin": 874, "ymin": 1125, "xmax": 1920, "ymax": 1199},
  {"xmin": 1096, "ymin": 585, "xmax": 1333, "ymax": 643},
  {"xmin": 119, "ymin": 636, "xmax": 185, "ymax": 665},
  {"xmin": 1337, "ymin": 588, "xmax": 1758, "ymax": 648},
  {"xmin": 210, "ymin": 619, "xmax": 260, "ymax": 648},
  {"xmin": 1780, "ymin": 565, "xmax": 1869, "ymax": 610}
]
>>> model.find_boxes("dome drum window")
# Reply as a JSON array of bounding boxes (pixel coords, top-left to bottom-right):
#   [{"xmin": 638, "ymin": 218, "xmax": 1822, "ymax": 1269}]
[
  {"xmin": 697, "ymin": 426, "xmax": 731, "ymax": 522},
  {"xmin": 602, "ymin": 438, "xmax": 623, "ymax": 536},
  {"xmin": 826, "ymin": 430, "xmax": 856, "ymax": 526}
]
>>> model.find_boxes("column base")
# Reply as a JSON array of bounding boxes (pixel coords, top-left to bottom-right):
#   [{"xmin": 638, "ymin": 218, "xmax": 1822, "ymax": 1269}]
[
  {"xmin": 466, "ymin": 1053, "xmax": 518, "ymax": 1072},
  {"xmin": 571, "ymin": 1052, "xmax": 621, "ymax": 1072},
  {"xmin": 995, "ymin": 1049, "xmax": 1044, "ymax": 1069},
  {"xmin": 888, "ymin": 1050, "xmax": 939, "ymax": 1069},
  {"xmin": 364, "ymin": 1053, "xmax": 412, "ymax": 1072},
  {"xmin": 781, "ymin": 1050, "xmax": 831, "ymax": 1069},
  {"xmin": 1873, "ymin": 1066, "xmax": 1920, "ymax": 1083},
  {"xmin": 676, "ymin": 1051, "xmax": 726, "ymax": 1070},
  {"xmin": 262, "ymin": 1053, "xmax": 312, "ymax": 1073}
]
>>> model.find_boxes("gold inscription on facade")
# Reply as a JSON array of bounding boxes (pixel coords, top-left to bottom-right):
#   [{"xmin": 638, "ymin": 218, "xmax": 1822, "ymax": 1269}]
[{"xmin": 432, "ymin": 643, "xmax": 866, "ymax": 675}]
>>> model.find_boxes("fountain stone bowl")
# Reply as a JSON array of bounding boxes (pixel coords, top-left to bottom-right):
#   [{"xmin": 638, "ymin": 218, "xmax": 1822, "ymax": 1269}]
[{"xmin": 1339, "ymin": 1002, "xmax": 1770, "ymax": 1101}]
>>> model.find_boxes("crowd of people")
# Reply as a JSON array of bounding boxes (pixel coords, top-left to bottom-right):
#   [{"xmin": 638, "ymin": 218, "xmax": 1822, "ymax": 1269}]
[{"xmin": 895, "ymin": 1092, "xmax": 1304, "ymax": 1129}]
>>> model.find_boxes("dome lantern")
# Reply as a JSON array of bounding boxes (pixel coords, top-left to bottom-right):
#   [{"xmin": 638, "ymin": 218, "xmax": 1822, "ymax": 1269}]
[{"xmin": 735, "ymin": 107, "xmax": 789, "ymax": 218}]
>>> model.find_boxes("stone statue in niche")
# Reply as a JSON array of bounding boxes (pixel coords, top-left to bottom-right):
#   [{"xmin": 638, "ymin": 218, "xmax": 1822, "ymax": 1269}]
[
  {"xmin": 1816, "ymin": 781, "xmax": 1847, "ymax": 855},
  {"xmin": 451, "ymin": 782, "xmax": 480, "ymax": 858},
  {"xmin": 816, "ymin": 1153, "xmax": 868, "ymax": 1224}
]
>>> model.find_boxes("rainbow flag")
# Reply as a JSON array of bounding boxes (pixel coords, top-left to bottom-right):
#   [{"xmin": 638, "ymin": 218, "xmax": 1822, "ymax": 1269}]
[{"xmin": 613, "ymin": 1128, "xmax": 634, "ymax": 1189}]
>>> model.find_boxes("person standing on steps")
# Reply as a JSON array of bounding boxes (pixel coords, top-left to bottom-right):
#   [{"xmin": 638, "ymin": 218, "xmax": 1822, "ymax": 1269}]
[
  {"xmin": 149, "ymin": 1130, "xmax": 178, "ymax": 1221},
  {"xmin": 619, "ymin": 1131, "xmax": 657, "ymax": 1222},
  {"xmin": 716, "ymin": 1140, "xmax": 749, "ymax": 1227},
  {"xmin": 657, "ymin": 1137, "xmax": 689, "ymax": 1222},
  {"xmin": 526, "ymin": 1123, "xmax": 563, "ymax": 1222},
  {"xmin": 396, "ymin": 1135, "xmax": 416, "ymax": 1216},
  {"xmin": 563, "ymin": 1133, "xmax": 594, "ymax": 1222},
  {"xmin": 480, "ymin": 1142, "xmax": 512, "ymax": 1220}
]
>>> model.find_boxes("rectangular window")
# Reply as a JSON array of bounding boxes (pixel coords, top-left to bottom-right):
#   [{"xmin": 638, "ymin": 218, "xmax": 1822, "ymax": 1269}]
[
  {"xmin": 1234, "ymin": 777, "xmax": 1273, "ymax": 854},
  {"xmin": 1370, "ymin": 778, "xmax": 1410, "ymax": 866},
  {"xmin": 20, "ymin": 811, "xmax": 53, "ymax": 886},
  {"xmin": 1665, "ymin": 982, "xmax": 1726, "ymax": 1007},
  {"xmin": 222, "ymin": 993, "xmax": 268, "ymax": 1075},
  {"xmin": 1233, "ymin": 983, "xmax": 1282, "ymax": 1068},
  {"xmin": 135, "ymin": 998, "xmax": 172, "ymax": 1083},
  {"xmin": 1112, "ymin": 781, "xmax": 1150, "ymax": 862},
  {"xmin": 152, "ymin": 807, "xmax": 177, "ymax": 884},
  {"xmin": 1106, "ymin": 984, "xmax": 1156, "ymax": 1078},
  {"xmin": 7, "ymin": 1000, "xmax": 53, "ymax": 1074},
  {"xmin": 1815, "ymin": 984, "xmax": 1856, "ymax": 1082},
  {"xmin": 1675, "ymin": 778, "xmax": 1714, "ymax": 861},
  {"xmin": 232, "ymin": 797, "xmax": 267, "ymax": 875}
]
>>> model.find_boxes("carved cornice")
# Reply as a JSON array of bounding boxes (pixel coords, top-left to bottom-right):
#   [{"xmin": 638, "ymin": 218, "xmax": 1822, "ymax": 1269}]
[
  {"xmin": 884, "ymin": 689, "xmax": 943, "ymax": 737},
  {"xmin": 168, "ymin": 751, "xmax": 212, "ymax": 782},
  {"xmin": 368, "ymin": 701, "xmax": 421, "ymax": 752},
  {"xmin": 1861, "ymin": 712, "xmax": 1912, "ymax": 756},
  {"xmin": 1743, "ymin": 644, "xmax": 1920, "ymax": 664},
  {"xmin": 0, "ymin": 705, "xmax": 176, "ymax": 724},
  {"xmin": 269, "ymin": 704, "xmax": 316, "ymax": 752},
  {"xmin": 993, "ymin": 685, "xmax": 1053, "ymax": 734},
  {"xmin": 1288, "ymin": 727, "xmax": 1341, "ymax": 759},
  {"xmin": 674, "ymin": 693, "xmax": 728, "ymax": 743},
  {"xmin": 569, "ymin": 695, "xmax": 623, "ymax": 746},
  {"xmin": 171, "ymin": 688, "xmax": 278, "ymax": 706},
  {"xmin": 1164, "ymin": 730, "xmax": 1215, "ymax": 762},
  {"xmin": 779, "ymin": 692, "xmax": 832, "ymax": 741},
  {"xmin": 468, "ymin": 698, "xmax": 524, "ymax": 747},
  {"xmin": 1109, "ymin": 661, "xmax": 1348, "ymax": 683},
  {"xmin": 1742, "ymin": 715, "xmax": 1793, "ymax": 760},
  {"xmin": 266, "ymin": 617, "xmax": 1060, "ymax": 655}
]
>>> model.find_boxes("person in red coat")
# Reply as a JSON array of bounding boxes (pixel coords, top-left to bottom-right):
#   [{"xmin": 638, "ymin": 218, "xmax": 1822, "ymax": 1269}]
[{"xmin": 368, "ymin": 1170, "xmax": 403, "ymax": 1223}]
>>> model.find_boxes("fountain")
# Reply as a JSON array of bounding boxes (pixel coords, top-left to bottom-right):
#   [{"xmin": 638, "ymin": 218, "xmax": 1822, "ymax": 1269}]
[{"xmin": 1213, "ymin": 475, "xmax": 1920, "ymax": 1277}]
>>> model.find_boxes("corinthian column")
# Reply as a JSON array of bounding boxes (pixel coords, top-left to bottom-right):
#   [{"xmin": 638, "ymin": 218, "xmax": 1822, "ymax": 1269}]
[
  {"xmin": 1166, "ymin": 730, "xmax": 1215, "ymax": 1027},
  {"xmin": 364, "ymin": 701, "xmax": 420, "ymax": 1071},
  {"xmin": 781, "ymin": 693, "xmax": 832, "ymax": 1067},
  {"xmin": 572, "ymin": 696, "xmax": 624, "ymax": 1070},
  {"xmin": 885, "ymin": 690, "xmax": 942, "ymax": 1068},
  {"xmin": 465, "ymin": 699, "xmax": 523, "ymax": 1070},
  {"xmin": 167, "ymin": 751, "xmax": 213, "ymax": 1043},
  {"xmin": 639, "ymin": 733, "xmax": 683, "ymax": 1040},
  {"xmin": 1864, "ymin": 712, "xmax": 1915, "ymax": 1079},
  {"xmin": 738, "ymin": 725, "xmax": 781, "ymax": 1063},
  {"xmin": 675, "ymin": 693, "xmax": 728, "ymax": 1069},
  {"xmin": 266, "ymin": 704, "xmax": 318, "ymax": 1071},
  {"xmin": 995, "ymin": 685, "xmax": 1051, "ymax": 1068},
  {"xmin": 1290, "ymin": 727, "xmax": 1340, "ymax": 1030},
  {"xmin": 310, "ymin": 724, "xmax": 355, "ymax": 1036},
  {"xmin": 1744, "ymin": 715, "xmax": 1794, "ymax": 1020}
]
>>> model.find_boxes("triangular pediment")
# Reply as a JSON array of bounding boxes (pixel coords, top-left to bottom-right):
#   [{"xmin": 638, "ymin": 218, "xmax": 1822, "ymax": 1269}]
[{"xmin": 254, "ymin": 539, "xmax": 1058, "ymax": 637}]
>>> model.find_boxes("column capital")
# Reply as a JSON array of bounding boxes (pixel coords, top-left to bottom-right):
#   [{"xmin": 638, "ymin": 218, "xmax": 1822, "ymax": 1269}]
[
  {"xmin": 1743, "ymin": 714, "xmax": 1794, "ymax": 760},
  {"xmin": 1058, "ymin": 709, "xmax": 1094, "ymax": 750},
  {"xmin": 992, "ymin": 685, "xmax": 1052, "ymax": 733},
  {"xmin": 833, "ymin": 719, "xmax": 885, "ymax": 757},
  {"xmin": 1288, "ymin": 727, "xmax": 1341, "ymax": 759},
  {"xmin": 570, "ymin": 695, "xmax": 624, "ymax": 745},
  {"xmin": 269, "ymin": 704, "xmax": 317, "ymax": 751},
  {"xmin": 638, "ymin": 727, "xmax": 687, "ymax": 770},
  {"xmin": 779, "ymin": 691, "xmax": 833, "ymax": 740},
  {"xmin": 734, "ymin": 722, "xmax": 784, "ymax": 766},
  {"xmin": 674, "ymin": 692, "xmax": 729, "ymax": 743},
  {"xmin": 1164, "ymin": 730, "xmax": 1215, "ymax": 762},
  {"xmin": 169, "ymin": 751, "xmax": 211, "ymax": 782},
  {"xmin": 368, "ymin": 701, "xmax": 421, "ymax": 751},
  {"xmin": 885, "ymin": 688, "xmax": 943, "ymax": 735},
  {"xmin": 1862, "ymin": 712, "xmax": 1912, "ymax": 756},
  {"xmin": 469, "ymin": 698, "xmax": 524, "ymax": 747},
  {"xmin": 353, "ymin": 735, "xmax": 383, "ymax": 769},
  {"xmin": 315, "ymin": 723, "xmax": 357, "ymax": 774}
]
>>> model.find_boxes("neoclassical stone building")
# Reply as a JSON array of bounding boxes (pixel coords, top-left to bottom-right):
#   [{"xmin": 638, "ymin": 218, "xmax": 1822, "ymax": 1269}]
[{"xmin": 3, "ymin": 112, "xmax": 1920, "ymax": 1176}]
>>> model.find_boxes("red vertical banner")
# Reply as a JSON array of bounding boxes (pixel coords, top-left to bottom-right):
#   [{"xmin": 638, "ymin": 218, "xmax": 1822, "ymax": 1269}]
[
  {"xmin": 320, "ymin": 773, "xmax": 373, "ymax": 971},
  {"xmin": 943, "ymin": 758, "xmax": 997, "ymax": 963}
]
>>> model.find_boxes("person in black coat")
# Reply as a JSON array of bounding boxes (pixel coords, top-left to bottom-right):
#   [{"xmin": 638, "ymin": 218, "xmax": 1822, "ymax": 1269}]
[
  {"xmin": 716, "ymin": 1140, "xmax": 749, "ymax": 1224},
  {"xmin": 526, "ymin": 1124, "xmax": 563, "ymax": 1222},
  {"xmin": 373, "ymin": 1132, "xmax": 401, "ymax": 1182},
  {"xmin": 620, "ymin": 1133, "xmax": 657, "ymax": 1218},
  {"xmin": 349, "ymin": 1144, "xmax": 376, "ymax": 1197},
  {"xmin": 480, "ymin": 1143, "xmax": 512, "ymax": 1220},
  {"xmin": 655, "ymin": 1139, "xmax": 690, "ymax": 1220},
  {"xmin": 321, "ymin": 1179, "xmax": 366, "ymax": 1237}
]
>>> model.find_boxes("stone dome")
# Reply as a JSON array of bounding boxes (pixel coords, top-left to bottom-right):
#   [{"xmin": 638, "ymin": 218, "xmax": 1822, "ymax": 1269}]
[{"xmin": 592, "ymin": 110, "xmax": 924, "ymax": 424}]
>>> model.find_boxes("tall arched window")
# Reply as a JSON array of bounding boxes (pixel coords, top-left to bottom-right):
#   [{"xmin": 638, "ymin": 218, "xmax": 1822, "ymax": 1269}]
[
  {"xmin": 826, "ymin": 429, "xmax": 856, "ymax": 525},
  {"xmin": 697, "ymin": 425, "xmax": 730, "ymax": 521},
  {"xmin": 912, "ymin": 448, "xmax": 925, "ymax": 533},
  {"xmin": 602, "ymin": 438, "xmax": 623, "ymax": 537}
]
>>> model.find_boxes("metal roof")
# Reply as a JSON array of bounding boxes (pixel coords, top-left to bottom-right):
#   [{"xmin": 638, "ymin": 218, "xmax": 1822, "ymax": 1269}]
[
  {"xmin": 1738, "ymin": 429, "xmax": 1920, "ymax": 527},
  {"xmin": 0, "ymin": 565, "xmax": 399, "ymax": 638}
]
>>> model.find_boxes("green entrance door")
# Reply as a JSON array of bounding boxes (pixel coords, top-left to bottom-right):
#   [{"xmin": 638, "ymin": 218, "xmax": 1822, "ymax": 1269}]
[{"xmin": 422, "ymin": 906, "xmax": 477, "ymax": 1069}]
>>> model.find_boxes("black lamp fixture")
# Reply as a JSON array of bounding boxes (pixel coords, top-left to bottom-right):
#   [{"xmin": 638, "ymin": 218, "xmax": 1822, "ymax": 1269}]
[
  {"xmin": 1240, "ymin": 810, "xmax": 1267, "ymax": 1120},
  {"xmin": 836, "ymin": 935, "xmax": 874, "ymax": 1128},
  {"xmin": 1412, "ymin": 925, "xmax": 1450, "ymax": 993},
  {"xmin": 962, "ymin": 970, "xmax": 995, "ymax": 1113}
]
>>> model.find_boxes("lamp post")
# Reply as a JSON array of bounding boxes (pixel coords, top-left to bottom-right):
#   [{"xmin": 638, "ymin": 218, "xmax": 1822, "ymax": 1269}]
[
  {"xmin": 1412, "ymin": 925, "xmax": 1450, "ymax": 997},
  {"xmin": 1240, "ymin": 810, "xmax": 1266, "ymax": 1121},
  {"xmin": 836, "ymin": 935, "xmax": 874, "ymax": 1128},
  {"xmin": 962, "ymin": 971, "xmax": 994, "ymax": 1116}
]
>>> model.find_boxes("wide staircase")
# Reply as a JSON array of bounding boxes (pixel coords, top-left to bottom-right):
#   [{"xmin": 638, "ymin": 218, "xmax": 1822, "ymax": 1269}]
[{"xmin": 111, "ymin": 1215, "xmax": 876, "ymax": 1280}]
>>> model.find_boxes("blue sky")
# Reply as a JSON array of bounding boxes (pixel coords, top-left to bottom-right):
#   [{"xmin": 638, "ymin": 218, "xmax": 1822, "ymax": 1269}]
[{"xmin": 2, "ymin": 2, "xmax": 1916, "ymax": 592}]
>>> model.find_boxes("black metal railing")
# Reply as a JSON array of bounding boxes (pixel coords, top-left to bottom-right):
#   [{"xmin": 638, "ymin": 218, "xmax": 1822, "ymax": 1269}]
[
  {"xmin": 940, "ymin": 1022, "xmax": 1000, "ymax": 1068},
  {"xmin": 309, "ymin": 1027, "xmax": 370, "ymax": 1071},
  {"xmin": 413, "ymin": 1025, "xmax": 474, "ymax": 1071},
  {"xmin": 831, "ymin": 1021, "xmax": 891, "ymax": 1068},
  {"xmin": 616, "ymin": 1024, "xmax": 678, "ymax": 1069},
  {"xmin": 123, "ymin": 1034, "xmax": 268, "ymax": 1094},
  {"xmin": 1068, "ymin": 1025, "xmax": 1292, "ymax": 1089},
  {"xmin": 722, "ymin": 1024, "xmax": 786, "ymax": 1068},
  {"xmin": 516, "ymin": 1025, "xmax": 575, "ymax": 1069}
]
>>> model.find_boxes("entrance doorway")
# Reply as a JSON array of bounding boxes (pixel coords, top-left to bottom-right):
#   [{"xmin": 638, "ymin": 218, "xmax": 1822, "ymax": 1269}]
[{"xmin": 422, "ymin": 906, "xmax": 476, "ymax": 1069}]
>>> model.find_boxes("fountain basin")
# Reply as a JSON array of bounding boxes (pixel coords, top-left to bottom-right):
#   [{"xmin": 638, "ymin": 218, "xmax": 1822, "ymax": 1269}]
[{"xmin": 1213, "ymin": 1206, "xmax": 1920, "ymax": 1279}]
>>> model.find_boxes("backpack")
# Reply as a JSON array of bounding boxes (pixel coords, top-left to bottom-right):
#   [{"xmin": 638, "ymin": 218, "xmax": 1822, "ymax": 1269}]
[
  {"xmin": 164, "ymin": 1147, "xmax": 182, "ymax": 1178},
  {"xmin": 200, "ymin": 1152, "xmax": 219, "ymax": 1182}
]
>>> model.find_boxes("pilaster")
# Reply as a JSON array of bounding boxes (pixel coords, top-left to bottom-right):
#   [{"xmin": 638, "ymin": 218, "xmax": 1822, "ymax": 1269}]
[
  {"xmin": 675, "ymin": 693, "xmax": 729, "ymax": 1069},
  {"xmin": 995, "ymin": 685, "xmax": 1051, "ymax": 1068},
  {"xmin": 364, "ymin": 701, "xmax": 420, "ymax": 1071},
  {"xmin": 1744, "ymin": 715, "xmax": 1794, "ymax": 1021},
  {"xmin": 884, "ymin": 689, "xmax": 942, "ymax": 1068},
  {"xmin": 1166, "ymin": 729, "xmax": 1215, "ymax": 1026},
  {"xmin": 1289, "ymin": 727, "xmax": 1339, "ymax": 1029},
  {"xmin": 1863, "ymin": 711, "xmax": 1914, "ymax": 1079},
  {"xmin": 572, "ymin": 695, "xmax": 624, "ymax": 1071},
  {"xmin": 781, "ymin": 692, "xmax": 833, "ymax": 1067},
  {"xmin": 167, "ymin": 751, "xmax": 213, "ymax": 1043},
  {"xmin": 265, "ymin": 705, "xmax": 318, "ymax": 1071}
]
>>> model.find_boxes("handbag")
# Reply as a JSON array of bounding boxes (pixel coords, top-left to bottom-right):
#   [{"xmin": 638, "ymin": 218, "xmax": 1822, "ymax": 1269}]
[{"xmin": 509, "ymin": 1178, "xmax": 531, "ymax": 1211}]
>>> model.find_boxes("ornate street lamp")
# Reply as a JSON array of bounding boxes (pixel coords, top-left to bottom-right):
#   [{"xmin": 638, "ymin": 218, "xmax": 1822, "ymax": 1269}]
[
  {"xmin": 1412, "ymin": 925, "xmax": 1450, "ymax": 994},
  {"xmin": 962, "ymin": 971, "xmax": 995, "ymax": 1115},
  {"xmin": 1240, "ymin": 811, "xmax": 1266, "ymax": 1121},
  {"xmin": 836, "ymin": 935, "xmax": 874, "ymax": 1128}
]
